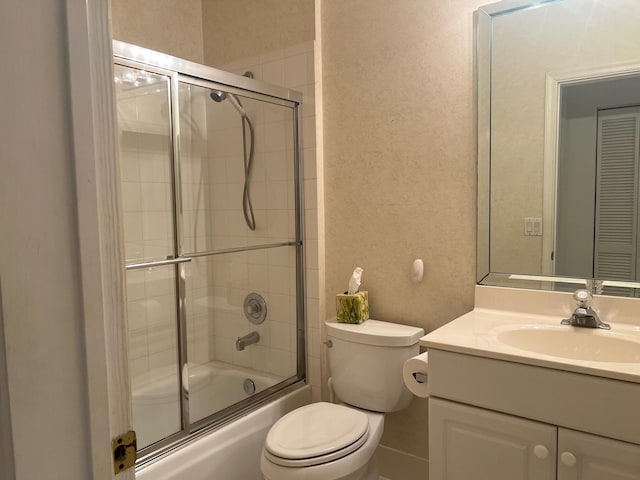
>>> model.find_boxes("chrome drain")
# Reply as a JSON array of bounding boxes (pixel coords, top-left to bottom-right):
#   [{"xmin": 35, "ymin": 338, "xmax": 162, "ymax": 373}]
[{"xmin": 243, "ymin": 378, "xmax": 256, "ymax": 395}]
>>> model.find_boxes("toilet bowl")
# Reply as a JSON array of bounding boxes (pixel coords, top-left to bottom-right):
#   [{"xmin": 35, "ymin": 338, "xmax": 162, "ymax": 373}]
[
  {"xmin": 260, "ymin": 402, "xmax": 384, "ymax": 480},
  {"xmin": 260, "ymin": 319, "xmax": 424, "ymax": 480}
]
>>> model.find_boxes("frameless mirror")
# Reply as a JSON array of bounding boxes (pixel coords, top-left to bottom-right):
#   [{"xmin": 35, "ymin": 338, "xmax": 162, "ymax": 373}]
[{"xmin": 477, "ymin": 0, "xmax": 640, "ymax": 296}]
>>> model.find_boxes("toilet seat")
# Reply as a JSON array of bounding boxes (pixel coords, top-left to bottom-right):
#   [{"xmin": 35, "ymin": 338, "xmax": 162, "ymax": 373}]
[{"xmin": 264, "ymin": 402, "xmax": 370, "ymax": 468}]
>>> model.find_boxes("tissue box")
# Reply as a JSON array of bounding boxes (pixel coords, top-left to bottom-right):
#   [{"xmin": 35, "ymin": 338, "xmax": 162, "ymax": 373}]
[{"xmin": 336, "ymin": 291, "xmax": 369, "ymax": 324}]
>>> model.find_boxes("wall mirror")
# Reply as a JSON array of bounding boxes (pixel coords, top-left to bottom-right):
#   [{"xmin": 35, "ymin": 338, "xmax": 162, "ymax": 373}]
[{"xmin": 477, "ymin": 0, "xmax": 640, "ymax": 296}]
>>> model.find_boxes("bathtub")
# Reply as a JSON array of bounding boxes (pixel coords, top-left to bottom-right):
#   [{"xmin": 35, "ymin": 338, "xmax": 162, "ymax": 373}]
[
  {"xmin": 133, "ymin": 361, "xmax": 289, "ymax": 448},
  {"xmin": 136, "ymin": 383, "xmax": 310, "ymax": 480}
]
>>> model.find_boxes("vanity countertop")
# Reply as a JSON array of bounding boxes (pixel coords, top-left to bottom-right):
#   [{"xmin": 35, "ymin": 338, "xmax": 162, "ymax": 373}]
[{"xmin": 420, "ymin": 306, "xmax": 640, "ymax": 384}]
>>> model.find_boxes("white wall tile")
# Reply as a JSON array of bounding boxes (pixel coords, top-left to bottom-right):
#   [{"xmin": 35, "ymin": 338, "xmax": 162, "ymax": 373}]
[
  {"xmin": 248, "ymin": 264, "xmax": 269, "ymax": 292},
  {"xmin": 302, "ymin": 115, "xmax": 316, "ymax": 149},
  {"xmin": 123, "ymin": 212, "xmax": 143, "ymax": 243},
  {"xmin": 148, "ymin": 349, "xmax": 179, "ymax": 381},
  {"xmin": 232, "ymin": 348, "xmax": 252, "ymax": 368},
  {"xmin": 271, "ymin": 349, "xmax": 295, "ymax": 377},
  {"xmin": 215, "ymin": 336, "xmax": 233, "ymax": 364},
  {"xmin": 131, "ymin": 356, "xmax": 150, "ymax": 388},
  {"xmin": 147, "ymin": 324, "xmax": 176, "ymax": 355},
  {"xmin": 144, "ymin": 269, "xmax": 173, "ymax": 297},
  {"xmin": 139, "ymin": 155, "xmax": 168, "ymax": 183},
  {"xmin": 269, "ymin": 321, "xmax": 292, "ymax": 351},
  {"xmin": 121, "ymin": 182, "xmax": 142, "ymax": 212},
  {"xmin": 119, "ymin": 153, "xmax": 141, "ymax": 182},
  {"xmin": 262, "ymin": 59, "xmax": 285, "ymax": 86},
  {"xmin": 284, "ymin": 53, "xmax": 308, "ymax": 88},
  {"xmin": 127, "ymin": 300, "xmax": 148, "ymax": 331},
  {"xmin": 129, "ymin": 330, "xmax": 149, "ymax": 360},
  {"xmin": 126, "ymin": 270, "xmax": 147, "ymax": 301},
  {"xmin": 266, "ymin": 181, "xmax": 290, "ymax": 210},
  {"xmin": 142, "ymin": 211, "xmax": 171, "ymax": 242}
]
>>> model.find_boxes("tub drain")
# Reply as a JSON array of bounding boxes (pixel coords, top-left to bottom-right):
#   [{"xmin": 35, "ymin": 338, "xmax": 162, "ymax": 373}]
[{"xmin": 243, "ymin": 378, "xmax": 256, "ymax": 395}]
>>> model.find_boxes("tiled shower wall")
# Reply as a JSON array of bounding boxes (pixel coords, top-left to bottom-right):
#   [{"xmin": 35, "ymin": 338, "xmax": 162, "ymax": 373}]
[
  {"xmin": 179, "ymin": 81, "xmax": 300, "ymax": 379},
  {"xmin": 214, "ymin": 39, "xmax": 321, "ymax": 398},
  {"xmin": 117, "ymin": 78, "xmax": 180, "ymax": 390}
]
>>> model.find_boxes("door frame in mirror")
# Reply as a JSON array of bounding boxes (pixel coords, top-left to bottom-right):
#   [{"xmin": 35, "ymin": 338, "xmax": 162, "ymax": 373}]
[
  {"xmin": 542, "ymin": 62, "xmax": 640, "ymax": 276},
  {"xmin": 476, "ymin": 0, "xmax": 561, "ymax": 283}
]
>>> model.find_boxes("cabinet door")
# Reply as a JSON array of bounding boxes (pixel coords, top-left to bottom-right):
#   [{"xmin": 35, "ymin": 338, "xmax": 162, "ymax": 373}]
[
  {"xmin": 430, "ymin": 398, "xmax": 556, "ymax": 480},
  {"xmin": 558, "ymin": 428, "xmax": 640, "ymax": 480}
]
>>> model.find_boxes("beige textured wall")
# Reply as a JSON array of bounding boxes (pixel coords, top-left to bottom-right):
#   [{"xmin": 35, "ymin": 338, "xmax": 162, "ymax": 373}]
[
  {"xmin": 111, "ymin": 0, "xmax": 204, "ymax": 63},
  {"xmin": 321, "ymin": 0, "xmax": 483, "ymax": 462},
  {"xmin": 201, "ymin": 0, "xmax": 314, "ymax": 67}
]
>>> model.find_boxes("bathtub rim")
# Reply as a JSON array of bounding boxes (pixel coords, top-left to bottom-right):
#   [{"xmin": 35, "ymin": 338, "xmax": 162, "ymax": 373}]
[
  {"xmin": 135, "ymin": 377, "xmax": 308, "ymax": 469},
  {"xmin": 132, "ymin": 360, "xmax": 285, "ymax": 405}
]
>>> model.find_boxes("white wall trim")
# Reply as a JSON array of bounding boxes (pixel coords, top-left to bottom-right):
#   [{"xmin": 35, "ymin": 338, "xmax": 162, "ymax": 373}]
[
  {"xmin": 542, "ymin": 61, "xmax": 640, "ymax": 276},
  {"xmin": 0, "ymin": 281, "xmax": 15, "ymax": 480},
  {"xmin": 314, "ymin": 0, "xmax": 330, "ymax": 402},
  {"xmin": 65, "ymin": 1, "xmax": 133, "ymax": 479}
]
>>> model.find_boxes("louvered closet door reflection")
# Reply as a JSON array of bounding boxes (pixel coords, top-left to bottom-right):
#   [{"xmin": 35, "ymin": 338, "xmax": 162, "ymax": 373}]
[{"xmin": 594, "ymin": 107, "xmax": 640, "ymax": 282}]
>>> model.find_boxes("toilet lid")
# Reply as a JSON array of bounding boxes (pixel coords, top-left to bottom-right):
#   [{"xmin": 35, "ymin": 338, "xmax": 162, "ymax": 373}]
[{"xmin": 265, "ymin": 402, "xmax": 369, "ymax": 467}]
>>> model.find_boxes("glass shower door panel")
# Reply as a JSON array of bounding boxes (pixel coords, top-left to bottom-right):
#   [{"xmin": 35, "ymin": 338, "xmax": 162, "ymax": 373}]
[
  {"xmin": 178, "ymin": 81, "xmax": 297, "ymax": 255},
  {"xmin": 115, "ymin": 64, "xmax": 181, "ymax": 450},
  {"xmin": 184, "ymin": 247, "xmax": 298, "ymax": 423},
  {"xmin": 126, "ymin": 265, "xmax": 181, "ymax": 449},
  {"xmin": 114, "ymin": 64, "xmax": 175, "ymax": 264}
]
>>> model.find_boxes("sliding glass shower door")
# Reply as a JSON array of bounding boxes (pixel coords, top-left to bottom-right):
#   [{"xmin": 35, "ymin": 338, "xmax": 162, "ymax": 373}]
[
  {"xmin": 113, "ymin": 42, "xmax": 305, "ymax": 459},
  {"xmin": 178, "ymin": 80, "xmax": 300, "ymax": 424},
  {"xmin": 114, "ymin": 64, "xmax": 183, "ymax": 448}
]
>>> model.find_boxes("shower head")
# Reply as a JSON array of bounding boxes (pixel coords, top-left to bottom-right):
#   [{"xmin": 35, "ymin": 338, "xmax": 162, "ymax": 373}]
[
  {"xmin": 210, "ymin": 90, "xmax": 227, "ymax": 102},
  {"xmin": 209, "ymin": 89, "xmax": 247, "ymax": 117}
]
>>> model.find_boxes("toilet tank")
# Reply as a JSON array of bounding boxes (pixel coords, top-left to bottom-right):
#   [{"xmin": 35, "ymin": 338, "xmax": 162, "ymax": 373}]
[{"xmin": 325, "ymin": 319, "xmax": 424, "ymax": 412}]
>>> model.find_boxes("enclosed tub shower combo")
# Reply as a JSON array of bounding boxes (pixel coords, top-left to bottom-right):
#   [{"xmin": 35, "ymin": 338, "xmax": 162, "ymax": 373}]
[{"xmin": 112, "ymin": 41, "xmax": 306, "ymax": 464}]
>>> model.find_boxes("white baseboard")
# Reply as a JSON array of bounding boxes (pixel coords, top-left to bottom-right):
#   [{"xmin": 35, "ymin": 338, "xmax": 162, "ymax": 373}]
[{"xmin": 377, "ymin": 444, "xmax": 428, "ymax": 479}]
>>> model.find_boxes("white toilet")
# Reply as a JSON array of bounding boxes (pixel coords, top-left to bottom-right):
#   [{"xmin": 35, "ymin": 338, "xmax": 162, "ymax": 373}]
[{"xmin": 260, "ymin": 319, "xmax": 424, "ymax": 480}]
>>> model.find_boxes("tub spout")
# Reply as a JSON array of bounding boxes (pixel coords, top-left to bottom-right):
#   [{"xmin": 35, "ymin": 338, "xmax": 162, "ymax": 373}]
[{"xmin": 236, "ymin": 331, "xmax": 260, "ymax": 351}]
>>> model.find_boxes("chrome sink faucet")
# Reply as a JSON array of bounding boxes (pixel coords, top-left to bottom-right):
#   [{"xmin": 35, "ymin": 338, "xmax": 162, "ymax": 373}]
[
  {"xmin": 561, "ymin": 289, "xmax": 610, "ymax": 330},
  {"xmin": 236, "ymin": 331, "xmax": 260, "ymax": 351}
]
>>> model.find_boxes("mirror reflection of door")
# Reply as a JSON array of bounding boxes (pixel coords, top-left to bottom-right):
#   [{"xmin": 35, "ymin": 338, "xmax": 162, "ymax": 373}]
[
  {"xmin": 555, "ymin": 75, "xmax": 640, "ymax": 288},
  {"xmin": 594, "ymin": 107, "xmax": 640, "ymax": 283}
]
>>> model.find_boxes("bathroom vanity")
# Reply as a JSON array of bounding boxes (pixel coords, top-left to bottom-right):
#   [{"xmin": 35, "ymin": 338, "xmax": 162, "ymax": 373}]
[
  {"xmin": 452, "ymin": 0, "xmax": 640, "ymax": 477},
  {"xmin": 421, "ymin": 286, "xmax": 640, "ymax": 480}
]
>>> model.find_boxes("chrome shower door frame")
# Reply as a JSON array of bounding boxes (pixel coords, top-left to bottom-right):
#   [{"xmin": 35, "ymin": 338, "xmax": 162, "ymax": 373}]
[{"xmin": 113, "ymin": 41, "xmax": 306, "ymax": 465}]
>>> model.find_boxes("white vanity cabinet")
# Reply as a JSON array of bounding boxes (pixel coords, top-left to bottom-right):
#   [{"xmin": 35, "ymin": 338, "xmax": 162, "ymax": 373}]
[
  {"xmin": 430, "ymin": 398, "xmax": 556, "ymax": 480},
  {"xmin": 558, "ymin": 428, "xmax": 640, "ymax": 479},
  {"xmin": 424, "ymin": 347, "xmax": 640, "ymax": 480},
  {"xmin": 430, "ymin": 398, "xmax": 640, "ymax": 480}
]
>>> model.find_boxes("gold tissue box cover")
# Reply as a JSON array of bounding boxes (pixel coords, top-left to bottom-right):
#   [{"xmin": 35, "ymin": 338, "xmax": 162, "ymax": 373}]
[{"xmin": 336, "ymin": 291, "xmax": 369, "ymax": 324}]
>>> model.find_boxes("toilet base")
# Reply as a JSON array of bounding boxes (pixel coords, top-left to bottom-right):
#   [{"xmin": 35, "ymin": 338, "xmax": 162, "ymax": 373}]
[
  {"xmin": 361, "ymin": 450, "xmax": 379, "ymax": 480},
  {"xmin": 262, "ymin": 456, "xmax": 377, "ymax": 480}
]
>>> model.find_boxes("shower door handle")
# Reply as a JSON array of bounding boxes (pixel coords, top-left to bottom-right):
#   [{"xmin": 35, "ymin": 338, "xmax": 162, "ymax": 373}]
[{"xmin": 125, "ymin": 256, "xmax": 192, "ymax": 271}]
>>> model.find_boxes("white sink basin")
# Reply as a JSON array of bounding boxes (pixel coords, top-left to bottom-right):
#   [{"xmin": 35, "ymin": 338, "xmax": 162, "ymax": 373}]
[
  {"xmin": 496, "ymin": 326, "xmax": 640, "ymax": 363},
  {"xmin": 420, "ymin": 305, "xmax": 640, "ymax": 383}
]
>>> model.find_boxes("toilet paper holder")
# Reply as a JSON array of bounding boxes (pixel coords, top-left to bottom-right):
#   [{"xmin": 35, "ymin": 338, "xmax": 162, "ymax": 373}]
[
  {"xmin": 403, "ymin": 351, "xmax": 430, "ymax": 398},
  {"xmin": 412, "ymin": 372, "xmax": 428, "ymax": 384}
]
